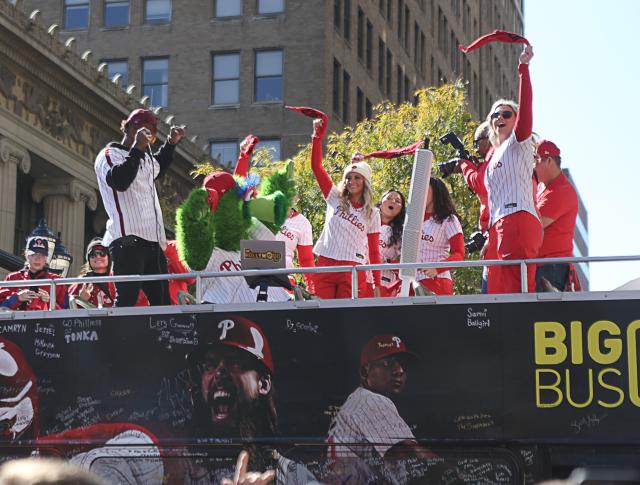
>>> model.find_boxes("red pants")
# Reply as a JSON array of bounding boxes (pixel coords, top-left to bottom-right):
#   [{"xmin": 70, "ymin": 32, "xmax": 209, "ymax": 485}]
[
  {"xmin": 418, "ymin": 277, "xmax": 454, "ymax": 295},
  {"xmin": 315, "ymin": 256, "xmax": 371, "ymax": 299},
  {"xmin": 487, "ymin": 211, "xmax": 542, "ymax": 294}
]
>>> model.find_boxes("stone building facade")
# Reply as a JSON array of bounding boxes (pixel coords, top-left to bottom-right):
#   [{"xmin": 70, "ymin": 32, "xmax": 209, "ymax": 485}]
[
  {"xmin": 21, "ymin": 0, "xmax": 524, "ymax": 168},
  {"xmin": 0, "ymin": 0, "xmax": 204, "ymax": 276}
]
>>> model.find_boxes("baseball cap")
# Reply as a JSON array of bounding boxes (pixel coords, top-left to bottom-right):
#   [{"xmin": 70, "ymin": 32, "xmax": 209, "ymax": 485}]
[
  {"xmin": 537, "ymin": 140, "xmax": 560, "ymax": 158},
  {"xmin": 26, "ymin": 237, "xmax": 49, "ymax": 257},
  {"xmin": 85, "ymin": 238, "xmax": 108, "ymax": 261},
  {"xmin": 360, "ymin": 334, "xmax": 418, "ymax": 367},
  {"xmin": 343, "ymin": 161, "xmax": 372, "ymax": 184},
  {"xmin": 124, "ymin": 109, "xmax": 157, "ymax": 133},
  {"xmin": 197, "ymin": 316, "xmax": 274, "ymax": 374}
]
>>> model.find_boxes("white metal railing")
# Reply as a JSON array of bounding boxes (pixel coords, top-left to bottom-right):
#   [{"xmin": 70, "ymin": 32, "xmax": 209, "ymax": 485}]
[{"xmin": 1, "ymin": 254, "xmax": 639, "ymax": 310}]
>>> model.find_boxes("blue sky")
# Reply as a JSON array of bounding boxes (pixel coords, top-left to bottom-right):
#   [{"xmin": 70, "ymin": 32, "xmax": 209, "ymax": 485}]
[{"xmin": 524, "ymin": 0, "xmax": 640, "ymax": 290}]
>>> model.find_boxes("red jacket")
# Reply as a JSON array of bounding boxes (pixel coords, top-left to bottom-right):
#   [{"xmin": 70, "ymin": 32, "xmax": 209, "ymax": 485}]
[{"xmin": 0, "ymin": 269, "xmax": 68, "ymax": 310}]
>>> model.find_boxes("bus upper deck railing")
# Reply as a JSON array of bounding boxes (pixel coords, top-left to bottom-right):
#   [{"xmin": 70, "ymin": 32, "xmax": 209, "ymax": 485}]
[{"xmin": 1, "ymin": 254, "xmax": 639, "ymax": 310}]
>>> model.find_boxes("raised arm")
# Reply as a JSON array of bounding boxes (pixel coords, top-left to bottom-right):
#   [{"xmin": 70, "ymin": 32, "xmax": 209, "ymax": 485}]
[
  {"xmin": 234, "ymin": 135, "xmax": 260, "ymax": 178},
  {"xmin": 311, "ymin": 118, "xmax": 333, "ymax": 198},
  {"xmin": 515, "ymin": 45, "xmax": 533, "ymax": 142}
]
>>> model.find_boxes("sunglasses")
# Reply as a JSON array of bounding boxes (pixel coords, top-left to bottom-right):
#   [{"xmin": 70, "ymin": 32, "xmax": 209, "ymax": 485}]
[
  {"xmin": 491, "ymin": 110, "xmax": 514, "ymax": 120},
  {"xmin": 89, "ymin": 250, "xmax": 108, "ymax": 258},
  {"xmin": 473, "ymin": 136, "xmax": 488, "ymax": 148}
]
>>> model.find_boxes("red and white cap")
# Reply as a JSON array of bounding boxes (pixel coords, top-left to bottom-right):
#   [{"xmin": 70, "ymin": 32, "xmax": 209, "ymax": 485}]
[
  {"xmin": 124, "ymin": 108, "xmax": 157, "ymax": 133},
  {"xmin": 360, "ymin": 334, "xmax": 418, "ymax": 367},
  {"xmin": 26, "ymin": 237, "xmax": 49, "ymax": 256},
  {"xmin": 537, "ymin": 140, "xmax": 560, "ymax": 158},
  {"xmin": 211, "ymin": 316, "xmax": 274, "ymax": 374},
  {"xmin": 343, "ymin": 161, "xmax": 372, "ymax": 184}
]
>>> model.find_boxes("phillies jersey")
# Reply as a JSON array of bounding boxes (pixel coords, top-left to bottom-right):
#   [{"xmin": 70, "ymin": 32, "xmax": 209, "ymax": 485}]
[
  {"xmin": 314, "ymin": 187, "xmax": 381, "ymax": 264},
  {"xmin": 327, "ymin": 386, "xmax": 414, "ymax": 459},
  {"xmin": 417, "ymin": 215, "xmax": 462, "ymax": 281},
  {"xmin": 379, "ymin": 224, "xmax": 401, "ymax": 286},
  {"xmin": 276, "ymin": 212, "xmax": 314, "ymax": 268},
  {"xmin": 485, "ymin": 132, "xmax": 539, "ymax": 226}
]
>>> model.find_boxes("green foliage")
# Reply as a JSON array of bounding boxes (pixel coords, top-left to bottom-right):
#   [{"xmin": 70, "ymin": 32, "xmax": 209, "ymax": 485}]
[
  {"xmin": 175, "ymin": 188, "xmax": 216, "ymax": 271},
  {"xmin": 214, "ymin": 190, "xmax": 252, "ymax": 252},
  {"xmin": 289, "ymin": 81, "xmax": 483, "ymax": 294}
]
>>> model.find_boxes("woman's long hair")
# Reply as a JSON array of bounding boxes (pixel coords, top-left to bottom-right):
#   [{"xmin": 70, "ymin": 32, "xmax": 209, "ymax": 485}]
[
  {"xmin": 486, "ymin": 99, "xmax": 519, "ymax": 148},
  {"xmin": 429, "ymin": 177, "xmax": 459, "ymax": 224},
  {"xmin": 337, "ymin": 175, "xmax": 376, "ymax": 223},
  {"xmin": 378, "ymin": 189, "xmax": 406, "ymax": 248}
]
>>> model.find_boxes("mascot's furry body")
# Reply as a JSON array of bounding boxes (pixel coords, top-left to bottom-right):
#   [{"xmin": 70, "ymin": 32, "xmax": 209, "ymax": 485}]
[{"xmin": 175, "ymin": 135, "xmax": 296, "ymax": 303}]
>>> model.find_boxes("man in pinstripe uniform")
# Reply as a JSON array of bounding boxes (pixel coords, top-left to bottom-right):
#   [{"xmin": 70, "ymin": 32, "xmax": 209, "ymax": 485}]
[{"xmin": 95, "ymin": 109, "xmax": 185, "ymax": 307}]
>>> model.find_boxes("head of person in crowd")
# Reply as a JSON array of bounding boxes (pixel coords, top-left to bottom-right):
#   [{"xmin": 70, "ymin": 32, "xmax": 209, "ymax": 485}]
[
  {"xmin": 486, "ymin": 99, "xmax": 519, "ymax": 148},
  {"xmin": 0, "ymin": 457, "xmax": 106, "ymax": 485},
  {"xmin": 79, "ymin": 238, "xmax": 110, "ymax": 277},
  {"xmin": 338, "ymin": 159, "xmax": 375, "ymax": 221},
  {"xmin": 120, "ymin": 108, "xmax": 158, "ymax": 148},
  {"xmin": 426, "ymin": 177, "xmax": 459, "ymax": 224},
  {"xmin": 23, "ymin": 237, "xmax": 49, "ymax": 274},
  {"xmin": 378, "ymin": 189, "xmax": 406, "ymax": 247},
  {"xmin": 0, "ymin": 337, "xmax": 40, "ymax": 442},
  {"xmin": 359, "ymin": 334, "xmax": 417, "ymax": 398},
  {"xmin": 534, "ymin": 140, "xmax": 562, "ymax": 185},
  {"xmin": 187, "ymin": 316, "xmax": 277, "ymax": 440},
  {"xmin": 473, "ymin": 121, "xmax": 492, "ymax": 159}
]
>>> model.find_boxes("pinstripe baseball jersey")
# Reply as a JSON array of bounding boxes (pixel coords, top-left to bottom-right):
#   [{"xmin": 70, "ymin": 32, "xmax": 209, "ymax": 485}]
[
  {"xmin": 327, "ymin": 386, "xmax": 414, "ymax": 459},
  {"xmin": 201, "ymin": 221, "xmax": 290, "ymax": 304},
  {"xmin": 379, "ymin": 224, "xmax": 401, "ymax": 286},
  {"xmin": 314, "ymin": 187, "xmax": 381, "ymax": 263},
  {"xmin": 276, "ymin": 212, "xmax": 314, "ymax": 268},
  {"xmin": 95, "ymin": 144, "xmax": 166, "ymax": 247},
  {"xmin": 485, "ymin": 132, "xmax": 539, "ymax": 226},
  {"xmin": 416, "ymin": 215, "xmax": 462, "ymax": 281}
]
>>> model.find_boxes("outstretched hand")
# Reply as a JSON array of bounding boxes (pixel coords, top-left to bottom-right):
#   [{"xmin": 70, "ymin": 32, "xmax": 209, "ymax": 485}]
[
  {"xmin": 168, "ymin": 125, "xmax": 186, "ymax": 145},
  {"xmin": 221, "ymin": 451, "xmax": 275, "ymax": 485},
  {"xmin": 519, "ymin": 45, "xmax": 533, "ymax": 64}
]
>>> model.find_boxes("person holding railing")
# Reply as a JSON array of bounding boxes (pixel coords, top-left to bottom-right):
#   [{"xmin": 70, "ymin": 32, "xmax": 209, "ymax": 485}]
[
  {"xmin": 0, "ymin": 237, "xmax": 68, "ymax": 310},
  {"xmin": 416, "ymin": 178, "xmax": 465, "ymax": 295},
  {"xmin": 484, "ymin": 45, "xmax": 542, "ymax": 293}
]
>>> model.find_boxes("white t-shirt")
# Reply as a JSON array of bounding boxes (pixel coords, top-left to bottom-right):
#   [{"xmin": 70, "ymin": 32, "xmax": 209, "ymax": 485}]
[
  {"xmin": 379, "ymin": 224, "xmax": 401, "ymax": 286},
  {"xmin": 327, "ymin": 387, "xmax": 414, "ymax": 460},
  {"xmin": 95, "ymin": 144, "xmax": 166, "ymax": 247},
  {"xmin": 485, "ymin": 132, "xmax": 539, "ymax": 226},
  {"xmin": 314, "ymin": 187, "xmax": 381, "ymax": 263},
  {"xmin": 275, "ymin": 212, "xmax": 314, "ymax": 268},
  {"xmin": 417, "ymin": 215, "xmax": 462, "ymax": 281},
  {"xmin": 201, "ymin": 221, "xmax": 290, "ymax": 304}
]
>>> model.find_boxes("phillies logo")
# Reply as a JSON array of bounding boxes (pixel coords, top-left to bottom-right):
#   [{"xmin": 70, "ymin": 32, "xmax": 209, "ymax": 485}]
[
  {"xmin": 392, "ymin": 336, "xmax": 402, "ymax": 348},
  {"xmin": 492, "ymin": 161, "xmax": 503, "ymax": 169},
  {"xmin": 279, "ymin": 227, "xmax": 295, "ymax": 240},
  {"xmin": 219, "ymin": 260, "xmax": 241, "ymax": 271},
  {"xmin": 379, "ymin": 239, "xmax": 388, "ymax": 248},
  {"xmin": 421, "ymin": 234, "xmax": 434, "ymax": 242},
  {"xmin": 217, "ymin": 320, "xmax": 264, "ymax": 359}
]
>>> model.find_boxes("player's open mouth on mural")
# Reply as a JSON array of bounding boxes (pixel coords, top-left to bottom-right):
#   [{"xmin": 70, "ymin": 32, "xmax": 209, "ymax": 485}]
[{"xmin": 211, "ymin": 389, "xmax": 234, "ymax": 421}]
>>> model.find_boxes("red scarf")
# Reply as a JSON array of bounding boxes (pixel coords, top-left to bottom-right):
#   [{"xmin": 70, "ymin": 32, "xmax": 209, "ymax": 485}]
[
  {"xmin": 362, "ymin": 140, "xmax": 424, "ymax": 159},
  {"xmin": 459, "ymin": 30, "xmax": 529, "ymax": 53}
]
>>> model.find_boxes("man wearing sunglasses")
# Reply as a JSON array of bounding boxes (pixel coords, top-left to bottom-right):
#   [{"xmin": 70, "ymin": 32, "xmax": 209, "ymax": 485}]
[
  {"xmin": 94, "ymin": 109, "xmax": 185, "ymax": 307},
  {"xmin": 534, "ymin": 140, "xmax": 578, "ymax": 291}
]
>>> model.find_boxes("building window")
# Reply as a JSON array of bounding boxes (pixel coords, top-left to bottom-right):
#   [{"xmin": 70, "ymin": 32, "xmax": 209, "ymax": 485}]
[
  {"xmin": 396, "ymin": 65, "xmax": 402, "ymax": 103},
  {"xmin": 378, "ymin": 38, "xmax": 385, "ymax": 91},
  {"xmin": 211, "ymin": 141, "xmax": 239, "ymax": 171},
  {"xmin": 104, "ymin": 0, "xmax": 129, "ymax": 27},
  {"xmin": 366, "ymin": 20, "xmax": 373, "ymax": 71},
  {"xmin": 386, "ymin": 0, "xmax": 392, "ymax": 25},
  {"xmin": 255, "ymin": 50, "xmax": 283, "ymax": 102},
  {"xmin": 142, "ymin": 57, "xmax": 169, "ymax": 108},
  {"xmin": 257, "ymin": 0, "xmax": 284, "ymax": 14},
  {"xmin": 212, "ymin": 53, "xmax": 240, "ymax": 105},
  {"xmin": 255, "ymin": 139, "xmax": 281, "ymax": 164},
  {"xmin": 215, "ymin": 0, "xmax": 241, "ymax": 17},
  {"xmin": 145, "ymin": 0, "xmax": 171, "ymax": 23},
  {"xmin": 386, "ymin": 49, "xmax": 392, "ymax": 98},
  {"xmin": 64, "ymin": 0, "xmax": 89, "ymax": 30},
  {"xmin": 357, "ymin": 8, "xmax": 364, "ymax": 61},
  {"xmin": 342, "ymin": 70, "xmax": 350, "ymax": 124},
  {"xmin": 404, "ymin": 74, "xmax": 410, "ymax": 102},
  {"xmin": 343, "ymin": 0, "xmax": 351, "ymax": 42},
  {"xmin": 420, "ymin": 32, "xmax": 426, "ymax": 75},
  {"xmin": 334, "ymin": 0, "xmax": 341, "ymax": 30},
  {"xmin": 365, "ymin": 98, "xmax": 373, "ymax": 119},
  {"xmin": 356, "ymin": 88, "xmax": 364, "ymax": 122},
  {"xmin": 397, "ymin": 0, "xmax": 402, "ymax": 42},
  {"xmin": 104, "ymin": 59, "xmax": 128, "ymax": 87},
  {"xmin": 333, "ymin": 58, "xmax": 341, "ymax": 115},
  {"xmin": 404, "ymin": 5, "xmax": 409, "ymax": 49}
]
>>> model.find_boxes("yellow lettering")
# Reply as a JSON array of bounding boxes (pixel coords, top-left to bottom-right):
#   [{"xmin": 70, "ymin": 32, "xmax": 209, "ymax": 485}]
[
  {"xmin": 628, "ymin": 320, "xmax": 640, "ymax": 406},
  {"xmin": 570, "ymin": 321, "xmax": 583, "ymax": 364},
  {"xmin": 535, "ymin": 369, "xmax": 563, "ymax": 408},
  {"xmin": 588, "ymin": 320, "xmax": 621, "ymax": 365},
  {"xmin": 535, "ymin": 322, "xmax": 567, "ymax": 365},
  {"xmin": 597, "ymin": 368, "xmax": 624, "ymax": 408},
  {"xmin": 565, "ymin": 368, "xmax": 594, "ymax": 408}
]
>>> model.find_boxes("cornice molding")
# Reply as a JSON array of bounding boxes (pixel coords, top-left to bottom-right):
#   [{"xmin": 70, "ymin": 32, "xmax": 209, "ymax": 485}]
[
  {"xmin": 32, "ymin": 177, "xmax": 98, "ymax": 211},
  {"xmin": 0, "ymin": 135, "xmax": 31, "ymax": 173}
]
